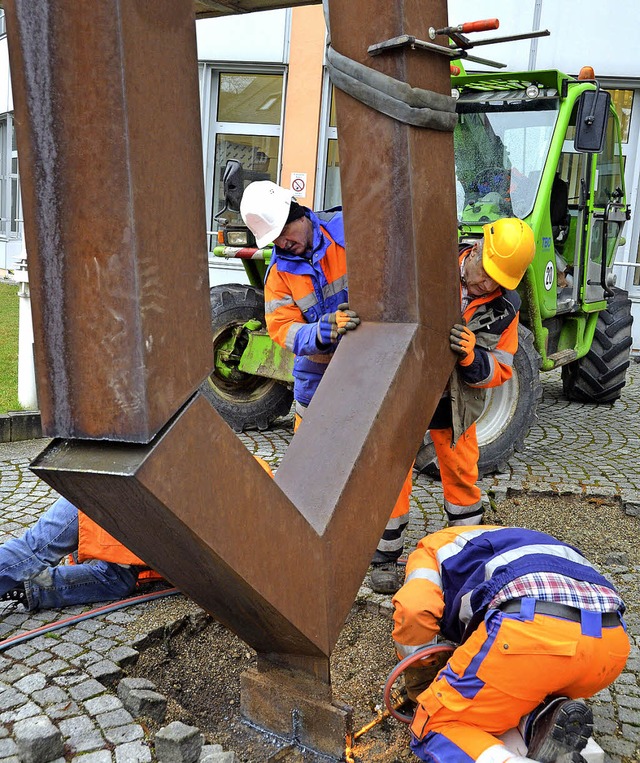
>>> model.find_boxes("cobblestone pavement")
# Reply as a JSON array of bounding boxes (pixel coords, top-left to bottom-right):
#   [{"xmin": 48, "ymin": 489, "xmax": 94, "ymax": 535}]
[{"xmin": 0, "ymin": 364, "xmax": 639, "ymax": 762}]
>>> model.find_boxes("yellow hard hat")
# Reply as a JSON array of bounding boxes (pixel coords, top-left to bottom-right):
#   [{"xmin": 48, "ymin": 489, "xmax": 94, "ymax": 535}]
[{"xmin": 481, "ymin": 218, "xmax": 535, "ymax": 290}]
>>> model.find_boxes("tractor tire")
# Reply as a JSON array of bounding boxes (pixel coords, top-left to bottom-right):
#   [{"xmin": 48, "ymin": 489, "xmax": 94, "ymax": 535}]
[
  {"xmin": 200, "ymin": 283, "xmax": 293, "ymax": 432},
  {"xmin": 415, "ymin": 324, "xmax": 542, "ymax": 477},
  {"xmin": 561, "ymin": 287, "xmax": 633, "ymax": 404}
]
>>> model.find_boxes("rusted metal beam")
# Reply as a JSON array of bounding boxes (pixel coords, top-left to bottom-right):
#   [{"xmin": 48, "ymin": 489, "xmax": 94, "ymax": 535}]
[
  {"xmin": 5, "ymin": 0, "xmax": 212, "ymax": 443},
  {"xmin": 8, "ymin": 0, "xmax": 458, "ymax": 672},
  {"xmin": 9, "ymin": 0, "xmax": 458, "ymax": 683},
  {"xmin": 11, "ymin": 0, "xmax": 458, "ymax": 755}
]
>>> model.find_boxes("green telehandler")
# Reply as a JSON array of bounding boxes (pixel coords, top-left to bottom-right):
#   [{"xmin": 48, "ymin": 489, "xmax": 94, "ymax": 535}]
[{"xmin": 203, "ymin": 63, "xmax": 633, "ymax": 476}]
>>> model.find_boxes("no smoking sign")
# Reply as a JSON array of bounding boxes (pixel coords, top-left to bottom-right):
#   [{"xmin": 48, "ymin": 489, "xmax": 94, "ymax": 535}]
[{"xmin": 291, "ymin": 172, "xmax": 307, "ymax": 198}]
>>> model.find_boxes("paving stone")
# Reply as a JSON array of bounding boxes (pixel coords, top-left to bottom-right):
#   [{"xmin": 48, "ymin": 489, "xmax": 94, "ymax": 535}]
[
  {"xmin": 155, "ymin": 721, "xmax": 203, "ymax": 763},
  {"xmin": 50, "ymin": 642, "xmax": 84, "ymax": 660},
  {"xmin": 0, "ymin": 700, "xmax": 42, "ymax": 724},
  {"xmin": 95, "ymin": 708, "xmax": 136, "ymax": 730},
  {"xmin": 58, "ymin": 715, "xmax": 105, "ymax": 754},
  {"xmin": 12, "ymin": 673, "xmax": 47, "ymax": 695},
  {"xmin": 107, "ymin": 645, "xmax": 139, "ymax": 668},
  {"xmin": 199, "ymin": 745, "xmax": 223, "ymax": 760},
  {"xmin": 24, "ymin": 651, "xmax": 54, "ymax": 668},
  {"xmin": 617, "ymin": 705, "xmax": 640, "ymax": 726},
  {"xmin": 118, "ymin": 679, "xmax": 167, "ymax": 724},
  {"xmin": 0, "ymin": 688, "xmax": 27, "ymax": 711},
  {"xmin": 3, "ymin": 663, "xmax": 34, "ymax": 684},
  {"xmin": 104, "ymin": 724, "xmax": 144, "ymax": 745},
  {"xmin": 63, "ymin": 629, "xmax": 93, "ymax": 646},
  {"xmin": 38, "ymin": 658, "xmax": 69, "ymax": 677},
  {"xmin": 597, "ymin": 734, "xmax": 637, "ymax": 757},
  {"xmin": 0, "ymin": 738, "xmax": 18, "ymax": 758},
  {"xmin": 616, "ymin": 693, "xmax": 640, "ymax": 710},
  {"xmin": 3, "ymin": 643, "xmax": 35, "ymax": 660},
  {"xmin": 13, "ymin": 716, "xmax": 64, "ymax": 763},
  {"xmin": 48, "ymin": 700, "xmax": 82, "ymax": 721},
  {"xmin": 105, "ymin": 611, "xmax": 137, "ymax": 625},
  {"xmin": 87, "ymin": 659, "xmax": 122, "ymax": 686},
  {"xmin": 70, "ymin": 752, "xmax": 112, "ymax": 763},
  {"xmin": 87, "ymin": 637, "xmax": 118, "ymax": 653},
  {"xmin": 84, "ymin": 693, "xmax": 124, "ymax": 716},
  {"xmin": 200, "ymin": 750, "xmax": 235, "ymax": 763},
  {"xmin": 71, "ymin": 651, "xmax": 104, "ymax": 669},
  {"xmin": 30, "ymin": 686, "xmax": 69, "ymax": 706},
  {"xmin": 114, "ymin": 740, "xmax": 152, "ymax": 762},
  {"xmin": 52, "ymin": 671, "xmax": 86, "ymax": 688}
]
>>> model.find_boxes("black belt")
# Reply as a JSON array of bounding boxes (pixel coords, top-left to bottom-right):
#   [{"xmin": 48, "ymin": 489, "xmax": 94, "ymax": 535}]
[{"xmin": 498, "ymin": 598, "xmax": 620, "ymax": 627}]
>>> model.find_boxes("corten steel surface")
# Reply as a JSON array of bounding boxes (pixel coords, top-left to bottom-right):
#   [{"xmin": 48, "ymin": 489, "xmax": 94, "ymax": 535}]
[
  {"xmin": 5, "ymin": 0, "xmax": 212, "ymax": 443},
  {"xmin": 13, "ymin": 0, "xmax": 459, "ymax": 672}
]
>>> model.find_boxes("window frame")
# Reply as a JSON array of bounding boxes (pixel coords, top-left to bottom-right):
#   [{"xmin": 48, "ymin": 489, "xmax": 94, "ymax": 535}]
[
  {"xmin": 0, "ymin": 112, "xmax": 21, "ymax": 242},
  {"xmin": 200, "ymin": 62, "xmax": 286, "ymax": 250}
]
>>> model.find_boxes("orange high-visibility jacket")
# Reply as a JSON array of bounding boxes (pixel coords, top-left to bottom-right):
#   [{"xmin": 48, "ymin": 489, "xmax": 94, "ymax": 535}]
[
  {"xmin": 264, "ymin": 208, "xmax": 348, "ymax": 406},
  {"xmin": 447, "ymin": 249, "xmax": 522, "ymax": 441},
  {"xmin": 457, "ymin": 249, "xmax": 520, "ymax": 389}
]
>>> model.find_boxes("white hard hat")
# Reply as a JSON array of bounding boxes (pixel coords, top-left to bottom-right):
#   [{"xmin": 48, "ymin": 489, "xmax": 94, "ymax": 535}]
[{"xmin": 240, "ymin": 181, "xmax": 294, "ymax": 249}]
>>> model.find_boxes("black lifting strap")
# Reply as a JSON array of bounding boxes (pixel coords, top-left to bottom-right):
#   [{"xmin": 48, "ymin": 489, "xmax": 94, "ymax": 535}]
[{"xmin": 325, "ymin": 44, "xmax": 458, "ymax": 132}]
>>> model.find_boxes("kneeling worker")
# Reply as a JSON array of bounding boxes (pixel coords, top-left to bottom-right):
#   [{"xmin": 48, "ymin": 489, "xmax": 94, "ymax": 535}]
[{"xmin": 392, "ymin": 525, "xmax": 629, "ymax": 762}]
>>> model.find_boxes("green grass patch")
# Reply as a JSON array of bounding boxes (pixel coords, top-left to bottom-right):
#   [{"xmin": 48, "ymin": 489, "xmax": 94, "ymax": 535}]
[{"xmin": 0, "ymin": 281, "xmax": 21, "ymax": 413}]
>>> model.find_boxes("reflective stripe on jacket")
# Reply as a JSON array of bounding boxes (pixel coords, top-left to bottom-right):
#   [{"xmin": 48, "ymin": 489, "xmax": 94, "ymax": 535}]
[
  {"xmin": 264, "ymin": 208, "xmax": 348, "ymax": 406},
  {"xmin": 392, "ymin": 525, "xmax": 618, "ymax": 658}
]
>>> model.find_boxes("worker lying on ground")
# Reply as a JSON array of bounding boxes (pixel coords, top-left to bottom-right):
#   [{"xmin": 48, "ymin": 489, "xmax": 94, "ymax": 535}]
[
  {"xmin": 392, "ymin": 525, "xmax": 629, "ymax": 763},
  {"xmin": 240, "ymin": 180, "xmax": 412, "ymax": 595},
  {"xmin": 0, "ymin": 495, "xmax": 156, "ymax": 611},
  {"xmin": 431, "ymin": 218, "xmax": 535, "ymax": 527},
  {"xmin": 0, "ymin": 456, "xmax": 273, "ymax": 612}
]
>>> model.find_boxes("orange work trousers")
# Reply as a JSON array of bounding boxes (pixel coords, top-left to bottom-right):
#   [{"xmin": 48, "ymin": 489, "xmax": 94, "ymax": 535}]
[
  {"xmin": 410, "ymin": 609, "xmax": 630, "ymax": 762},
  {"xmin": 430, "ymin": 423, "xmax": 482, "ymax": 524}
]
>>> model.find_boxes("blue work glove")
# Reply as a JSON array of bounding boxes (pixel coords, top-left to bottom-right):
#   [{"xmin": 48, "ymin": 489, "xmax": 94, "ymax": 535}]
[{"xmin": 316, "ymin": 303, "xmax": 360, "ymax": 346}]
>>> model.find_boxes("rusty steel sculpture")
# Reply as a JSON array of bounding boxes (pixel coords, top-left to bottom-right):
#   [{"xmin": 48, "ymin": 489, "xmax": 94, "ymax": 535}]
[{"xmin": 4, "ymin": 0, "xmax": 459, "ymax": 756}]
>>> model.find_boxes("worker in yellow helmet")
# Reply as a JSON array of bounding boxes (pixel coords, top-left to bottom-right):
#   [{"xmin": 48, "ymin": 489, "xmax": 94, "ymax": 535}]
[{"xmin": 428, "ymin": 217, "xmax": 535, "ymax": 527}]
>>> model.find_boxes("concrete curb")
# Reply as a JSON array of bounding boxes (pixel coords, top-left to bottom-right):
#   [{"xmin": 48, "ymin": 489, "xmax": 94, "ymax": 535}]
[{"xmin": 0, "ymin": 410, "xmax": 42, "ymax": 443}]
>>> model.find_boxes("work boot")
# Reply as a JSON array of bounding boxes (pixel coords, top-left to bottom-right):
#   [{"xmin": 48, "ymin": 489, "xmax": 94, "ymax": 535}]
[
  {"xmin": 0, "ymin": 582, "xmax": 27, "ymax": 610},
  {"xmin": 369, "ymin": 562, "xmax": 402, "ymax": 595},
  {"xmin": 526, "ymin": 698, "xmax": 592, "ymax": 763}
]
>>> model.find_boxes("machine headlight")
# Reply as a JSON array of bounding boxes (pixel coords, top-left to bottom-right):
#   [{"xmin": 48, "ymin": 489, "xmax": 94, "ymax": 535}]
[{"xmin": 227, "ymin": 230, "xmax": 249, "ymax": 246}]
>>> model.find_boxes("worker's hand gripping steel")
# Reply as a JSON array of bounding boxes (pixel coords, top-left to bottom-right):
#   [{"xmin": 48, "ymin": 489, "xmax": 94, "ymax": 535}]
[
  {"xmin": 449, "ymin": 323, "xmax": 476, "ymax": 366},
  {"xmin": 317, "ymin": 303, "xmax": 361, "ymax": 346}
]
